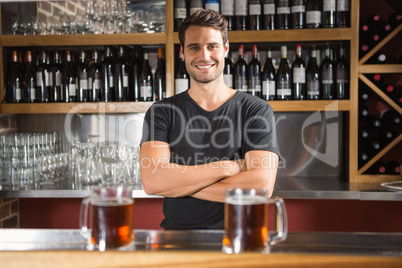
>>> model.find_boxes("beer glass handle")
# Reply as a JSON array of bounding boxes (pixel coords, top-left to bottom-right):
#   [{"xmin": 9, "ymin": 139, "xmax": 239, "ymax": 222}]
[
  {"xmin": 268, "ymin": 196, "xmax": 288, "ymax": 246},
  {"xmin": 79, "ymin": 196, "xmax": 91, "ymax": 240}
]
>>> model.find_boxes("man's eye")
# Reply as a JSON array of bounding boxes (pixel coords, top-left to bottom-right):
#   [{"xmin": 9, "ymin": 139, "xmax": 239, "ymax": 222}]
[{"xmin": 189, "ymin": 47, "xmax": 198, "ymax": 51}]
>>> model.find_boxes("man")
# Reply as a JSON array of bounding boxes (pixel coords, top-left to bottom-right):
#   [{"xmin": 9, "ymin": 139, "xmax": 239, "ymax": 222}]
[{"xmin": 139, "ymin": 9, "xmax": 280, "ymax": 229}]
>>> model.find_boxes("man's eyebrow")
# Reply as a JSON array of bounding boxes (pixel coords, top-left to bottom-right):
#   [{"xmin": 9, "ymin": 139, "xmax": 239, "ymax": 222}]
[{"xmin": 186, "ymin": 42, "xmax": 220, "ymax": 48}]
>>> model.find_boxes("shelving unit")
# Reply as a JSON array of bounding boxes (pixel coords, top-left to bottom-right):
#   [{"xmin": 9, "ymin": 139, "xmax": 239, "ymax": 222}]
[{"xmin": 0, "ymin": 0, "xmax": 399, "ymax": 191}]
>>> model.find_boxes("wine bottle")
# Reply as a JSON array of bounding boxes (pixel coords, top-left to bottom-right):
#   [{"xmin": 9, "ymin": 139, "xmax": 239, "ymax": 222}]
[
  {"xmin": 139, "ymin": 49, "xmax": 153, "ymax": 102},
  {"xmin": 276, "ymin": 0, "xmax": 290, "ymax": 29},
  {"xmin": 359, "ymin": 86, "xmax": 370, "ymax": 103},
  {"xmin": 384, "ymin": 161, "xmax": 401, "ymax": 175},
  {"xmin": 205, "ymin": 0, "xmax": 220, "ymax": 12},
  {"xmin": 366, "ymin": 161, "xmax": 387, "ymax": 175},
  {"xmin": 381, "ymin": 109, "xmax": 401, "ymax": 133},
  {"xmin": 358, "ymin": 104, "xmax": 369, "ymax": 119},
  {"xmin": 248, "ymin": 44, "xmax": 262, "ymax": 97},
  {"xmin": 174, "ymin": 0, "xmax": 187, "ymax": 32},
  {"xmin": 292, "ymin": 44, "xmax": 306, "ymax": 100},
  {"xmin": 62, "ymin": 50, "xmax": 77, "ymax": 102},
  {"xmin": 336, "ymin": 0, "xmax": 349, "ymax": 27},
  {"xmin": 276, "ymin": 45, "xmax": 292, "ymax": 100},
  {"xmin": 262, "ymin": 47, "xmax": 276, "ymax": 100},
  {"xmin": 378, "ymin": 129, "xmax": 395, "ymax": 147},
  {"xmin": 306, "ymin": 45, "xmax": 320, "ymax": 100},
  {"xmin": 306, "ymin": 0, "xmax": 321, "ymax": 28},
  {"xmin": 22, "ymin": 50, "xmax": 36, "ymax": 103},
  {"xmin": 76, "ymin": 49, "xmax": 89, "ymax": 102},
  {"xmin": 130, "ymin": 47, "xmax": 141, "ymax": 101},
  {"xmin": 320, "ymin": 44, "xmax": 334, "ymax": 99},
  {"xmin": 235, "ymin": 0, "xmax": 248, "ymax": 30},
  {"xmin": 154, "ymin": 47, "xmax": 166, "ymax": 101},
  {"xmin": 223, "ymin": 52, "xmax": 234, "ymax": 88},
  {"xmin": 322, "ymin": 0, "xmax": 336, "ymax": 28},
  {"xmin": 291, "ymin": 0, "xmax": 306, "ymax": 29},
  {"xmin": 50, "ymin": 50, "xmax": 62, "ymax": 102},
  {"xmin": 5, "ymin": 50, "xmax": 23, "ymax": 103},
  {"xmin": 362, "ymin": 14, "xmax": 382, "ymax": 44},
  {"xmin": 221, "ymin": 0, "xmax": 235, "ymax": 30},
  {"xmin": 334, "ymin": 44, "xmax": 349, "ymax": 99},
  {"xmin": 88, "ymin": 49, "xmax": 102, "ymax": 102},
  {"xmin": 366, "ymin": 52, "xmax": 387, "ymax": 64},
  {"xmin": 262, "ymin": 0, "xmax": 275, "ymax": 30},
  {"xmin": 234, "ymin": 44, "xmax": 248, "ymax": 93},
  {"xmin": 190, "ymin": 0, "xmax": 204, "ymax": 15},
  {"xmin": 36, "ymin": 50, "xmax": 51, "ymax": 103},
  {"xmin": 102, "ymin": 46, "xmax": 115, "ymax": 102},
  {"xmin": 249, "ymin": 0, "xmax": 262, "ymax": 30},
  {"xmin": 384, "ymin": 13, "xmax": 402, "ymax": 32},
  {"xmin": 175, "ymin": 52, "xmax": 190, "ymax": 95},
  {"xmin": 372, "ymin": 73, "xmax": 383, "ymax": 88},
  {"xmin": 358, "ymin": 146, "xmax": 370, "ymax": 168},
  {"xmin": 115, "ymin": 46, "xmax": 130, "ymax": 102}
]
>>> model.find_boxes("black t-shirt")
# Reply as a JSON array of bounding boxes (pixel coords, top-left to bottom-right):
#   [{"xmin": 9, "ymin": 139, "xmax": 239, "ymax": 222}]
[{"xmin": 140, "ymin": 90, "xmax": 280, "ymax": 229}]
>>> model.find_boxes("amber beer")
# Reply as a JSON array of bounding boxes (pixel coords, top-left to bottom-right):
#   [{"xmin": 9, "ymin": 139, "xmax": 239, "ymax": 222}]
[
  {"xmin": 223, "ymin": 195, "xmax": 268, "ymax": 252},
  {"xmin": 90, "ymin": 197, "xmax": 134, "ymax": 248}
]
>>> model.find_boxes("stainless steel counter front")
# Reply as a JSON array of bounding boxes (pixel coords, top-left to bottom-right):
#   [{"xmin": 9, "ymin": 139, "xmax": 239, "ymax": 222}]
[
  {"xmin": 1, "ymin": 177, "xmax": 401, "ymax": 201},
  {"xmin": 0, "ymin": 229, "xmax": 401, "ymax": 257}
]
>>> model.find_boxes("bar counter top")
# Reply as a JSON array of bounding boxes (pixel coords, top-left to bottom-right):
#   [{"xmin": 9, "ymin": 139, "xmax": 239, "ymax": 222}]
[{"xmin": 1, "ymin": 229, "xmax": 401, "ymax": 267}]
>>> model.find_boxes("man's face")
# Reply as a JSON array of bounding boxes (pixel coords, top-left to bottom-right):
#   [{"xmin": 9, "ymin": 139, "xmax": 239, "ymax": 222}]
[{"xmin": 181, "ymin": 26, "xmax": 228, "ymax": 85}]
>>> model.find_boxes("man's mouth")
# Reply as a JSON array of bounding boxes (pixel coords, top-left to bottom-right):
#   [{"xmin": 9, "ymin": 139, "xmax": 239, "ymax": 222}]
[{"xmin": 195, "ymin": 63, "xmax": 215, "ymax": 69}]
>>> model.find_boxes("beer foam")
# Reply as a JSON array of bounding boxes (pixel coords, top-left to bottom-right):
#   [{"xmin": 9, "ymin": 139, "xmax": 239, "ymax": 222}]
[
  {"xmin": 92, "ymin": 197, "xmax": 133, "ymax": 206},
  {"xmin": 225, "ymin": 195, "xmax": 267, "ymax": 205}
]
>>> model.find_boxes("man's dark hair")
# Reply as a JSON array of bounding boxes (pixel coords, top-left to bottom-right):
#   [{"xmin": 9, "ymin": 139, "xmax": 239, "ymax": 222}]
[{"xmin": 178, "ymin": 9, "xmax": 229, "ymax": 49}]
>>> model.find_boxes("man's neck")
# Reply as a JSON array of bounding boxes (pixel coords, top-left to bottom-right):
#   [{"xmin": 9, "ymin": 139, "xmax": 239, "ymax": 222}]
[{"xmin": 188, "ymin": 79, "xmax": 236, "ymax": 112}]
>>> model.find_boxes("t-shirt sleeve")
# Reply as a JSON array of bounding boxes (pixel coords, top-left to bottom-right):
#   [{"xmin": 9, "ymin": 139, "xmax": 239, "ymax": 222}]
[
  {"xmin": 242, "ymin": 102, "xmax": 281, "ymax": 159},
  {"xmin": 140, "ymin": 103, "xmax": 170, "ymax": 146}
]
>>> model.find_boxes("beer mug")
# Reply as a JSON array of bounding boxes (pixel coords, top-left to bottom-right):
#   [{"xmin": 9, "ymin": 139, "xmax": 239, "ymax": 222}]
[
  {"xmin": 80, "ymin": 185, "xmax": 134, "ymax": 251},
  {"xmin": 222, "ymin": 188, "xmax": 287, "ymax": 254}
]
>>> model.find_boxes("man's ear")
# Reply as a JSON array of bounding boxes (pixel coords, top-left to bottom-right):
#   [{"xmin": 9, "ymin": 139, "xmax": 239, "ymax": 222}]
[
  {"xmin": 225, "ymin": 41, "xmax": 229, "ymax": 57},
  {"xmin": 180, "ymin": 46, "xmax": 184, "ymax": 58}
]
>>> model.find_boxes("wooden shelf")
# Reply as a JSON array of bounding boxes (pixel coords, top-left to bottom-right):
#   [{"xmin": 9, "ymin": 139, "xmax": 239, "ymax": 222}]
[
  {"xmin": 358, "ymin": 64, "xmax": 402, "ymax": 74},
  {"xmin": 0, "ymin": 102, "xmax": 153, "ymax": 114},
  {"xmin": 172, "ymin": 28, "xmax": 352, "ymax": 44},
  {"xmin": 0, "ymin": 33, "xmax": 166, "ymax": 47},
  {"xmin": 0, "ymin": 100, "xmax": 350, "ymax": 114}
]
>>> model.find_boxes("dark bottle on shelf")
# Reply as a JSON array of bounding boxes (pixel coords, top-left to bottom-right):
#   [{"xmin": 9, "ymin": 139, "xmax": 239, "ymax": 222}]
[
  {"xmin": 248, "ymin": 44, "xmax": 262, "ymax": 97},
  {"xmin": 234, "ymin": 44, "xmax": 248, "ymax": 93},
  {"xmin": 175, "ymin": 52, "xmax": 189, "ymax": 95},
  {"xmin": 262, "ymin": 47, "xmax": 276, "ymax": 100},
  {"xmin": 235, "ymin": 0, "xmax": 248, "ymax": 30},
  {"xmin": 206, "ymin": 0, "xmax": 220, "ymax": 12},
  {"xmin": 276, "ymin": 0, "xmax": 290, "ymax": 29},
  {"xmin": 372, "ymin": 73, "xmax": 384, "ymax": 88},
  {"xmin": 88, "ymin": 49, "xmax": 103, "ymax": 102},
  {"xmin": 336, "ymin": 0, "xmax": 349, "ymax": 27},
  {"xmin": 306, "ymin": 45, "xmax": 320, "ymax": 100},
  {"xmin": 77, "ymin": 49, "xmax": 89, "ymax": 102},
  {"xmin": 292, "ymin": 44, "xmax": 306, "ymax": 100},
  {"xmin": 190, "ymin": 0, "xmax": 204, "ymax": 15},
  {"xmin": 384, "ymin": 13, "xmax": 401, "ymax": 32},
  {"xmin": 154, "ymin": 48, "xmax": 166, "ymax": 101},
  {"xmin": 50, "ymin": 50, "xmax": 62, "ymax": 102},
  {"xmin": 223, "ymin": 52, "xmax": 234, "ymax": 88},
  {"xmin": 62, "ymin": 50, "xmax": 77, "ymax": 102},
  {"xmin": 221, "ymin": 0, "xmax": 235, "ymax": 30},
  {"xmin": 36, "ymin": 50, "xmax": 51, "ymax": 103},
  {"xmin": 22, "ymin": 50, "xmax": 36, "ymax": 103},
  {"xmin": 249, "ymin": 0, "xmax": 262, "ymax": 30},
  {"xmin": 139, "ymin": 49, "xmax": 153, "ymax": 101},
  {"xmin": 262, "ymin": 0, "xmax": 275, "ymax": 30},
  {"xmin": 306, "ymin": 0, "xmax": 321, "ymax": 28},
  {"xmin": 320, "ymin": 44, "xmax": 334, "ymax": 99},
  {"xmin": 385, "ymin": 161, "xmax": 401, "ymax": 175},
  {"xmin": 115, "ymin": 46, "xmax": 130, "ymax": 102},
  {"xmin": 366, "ymin": 53, "xmax": 387, "ymax": 64},
  {"xmin": 366, "ymin": 161, "xmax": 387, "ymax": 175},
  {"xmin": 291, "ymin": 0, "xmax": 305, "ymax": 29},
  {"xmin": 334, "ymin": 44, "xmax": 349, "ymax": 99},
  {"xmin": 174, "ymin": 0, "xmax": 187, "ymax": 32},
  {"xmin": 129, "ymin": 47, "xmax": 141, "ymax": 101},
  {"xmin": 322, "ymin": 0, "xmax": 336, "ymax": 28},
  {"xmin": 381, "ymin": 109, "xmax": 401, "ymax": 133},
  {"xmin": 276, "ymin": 45, "xmax": 292, "ymax": 100},
  {"xmin": 362, "ymin": 14, "xmax": 382, "ymax": 44},
  {"xmin": 378, "ymin": 129, "xmax": 397, "ymax": 147},
  {"xmin": 5, "ymin": 50, "xmax": 23, "ymax": 103},
  {"xmin": 358, "ymin": 104, "xmax": 369, "ymax": 119},
  {"xmin": 102, "ymin": 46, "xmax": 115, "ymax": 102},
  {"xmin": 358, "ymin": 146, "xmax": 370, "ymax": 168}
]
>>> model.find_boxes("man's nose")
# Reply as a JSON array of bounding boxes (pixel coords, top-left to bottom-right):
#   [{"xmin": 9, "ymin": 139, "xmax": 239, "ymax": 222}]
[{"xmin": 199, "ymin": 47, "xmax": 211, "ymax": 60}]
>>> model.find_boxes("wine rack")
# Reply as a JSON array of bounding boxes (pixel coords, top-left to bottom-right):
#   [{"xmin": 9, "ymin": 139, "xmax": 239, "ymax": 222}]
[{"xmin": 357, "ymin": 0, "xmax": 402, "ymax": 183}]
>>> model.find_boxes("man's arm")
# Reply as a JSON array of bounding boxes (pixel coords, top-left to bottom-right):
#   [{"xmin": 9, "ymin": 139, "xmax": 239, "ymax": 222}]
[
  {"xmin": 139, "ymin": 141, "xmax": 246, "ymax": 197},
  {"xmin": 190, "ymin": 150, "xmax": 279, "ymax": 202}
]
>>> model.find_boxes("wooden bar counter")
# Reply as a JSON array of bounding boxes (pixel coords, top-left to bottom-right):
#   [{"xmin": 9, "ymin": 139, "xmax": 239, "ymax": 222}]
[{"xmin": 1, "ymin": 229, "xmax": 401, "ymax": 267}]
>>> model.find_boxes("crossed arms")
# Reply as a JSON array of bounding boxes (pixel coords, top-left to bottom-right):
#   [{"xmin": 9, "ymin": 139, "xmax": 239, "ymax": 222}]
[{"xmin": 139, "ymin": 140, "xmax": 279, "ymax": 203}]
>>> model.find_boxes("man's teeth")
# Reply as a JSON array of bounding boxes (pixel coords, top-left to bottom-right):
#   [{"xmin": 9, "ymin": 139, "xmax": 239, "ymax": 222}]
[{"xmin": 197, "ymin": 65, "xmax": 213, "ymax": 69}]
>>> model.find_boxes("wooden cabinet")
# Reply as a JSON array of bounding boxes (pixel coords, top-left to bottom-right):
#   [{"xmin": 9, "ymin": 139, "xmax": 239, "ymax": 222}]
[{"xmin": 0, "ymin": 0, "xmax": 399, "ymax": 185}]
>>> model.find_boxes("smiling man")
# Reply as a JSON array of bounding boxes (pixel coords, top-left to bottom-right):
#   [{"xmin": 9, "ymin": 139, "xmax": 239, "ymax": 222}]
[{"xmin": 139, "ymin": 9, "xmax": 281, "ymax": 230}]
